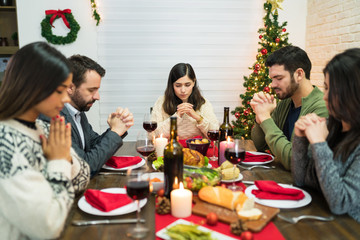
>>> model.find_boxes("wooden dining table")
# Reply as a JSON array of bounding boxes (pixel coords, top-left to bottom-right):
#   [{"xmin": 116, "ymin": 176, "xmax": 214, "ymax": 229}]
[{"xmin": 59, "ymin": 141, "xmax": 360, "ymax": 240}]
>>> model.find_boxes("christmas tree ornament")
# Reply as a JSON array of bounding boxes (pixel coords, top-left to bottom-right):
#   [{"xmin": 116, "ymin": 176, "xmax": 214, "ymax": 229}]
[
  {"xmin": 282, "ymin": 28, "xmax": 287, "ymax": 32},
  {"xmin": 264, "ymin": 86, "xmax": 270, "ymax": 92},
  {"xmin": 261, "ymin": 48, "xmax": 268, "ymax": 55},
  {"xmin": 235, "ymin": 112, "xmax": 241, "ymax": 119},
  {"xmin": 255, "ymin": 64, "xmax": 261, "ymax": 70},
  {"xmin": 259, "ymin": 35, "xmax": 263, "ymax": 39},
  {"xmin": 275, "ymin": 38, "xmax": 280, "ymax": 43},
  {"xmin": 267, "ymin": 0, "xmax": 284, "ymax": 12}
]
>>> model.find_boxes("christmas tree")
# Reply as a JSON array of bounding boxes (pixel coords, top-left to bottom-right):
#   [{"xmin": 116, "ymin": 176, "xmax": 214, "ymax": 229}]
[{"xmin": 232, "ymin": 0, "xmax": 290, "ymax": 139}]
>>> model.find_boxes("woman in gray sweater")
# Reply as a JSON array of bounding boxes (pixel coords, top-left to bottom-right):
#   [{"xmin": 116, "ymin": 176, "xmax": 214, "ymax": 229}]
[{"xmin": 291, "ymin": 48, "xmax": 360, "ymax": 222}]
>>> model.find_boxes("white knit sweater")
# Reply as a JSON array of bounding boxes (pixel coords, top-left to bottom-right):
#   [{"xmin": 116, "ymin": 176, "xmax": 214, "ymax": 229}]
[
  {"xmin": 151, "ymin": 96, "xmax": 219, "ymax": 139},
  {"xmin": 0, "ymin": 119, "xmax": 90, "ymax": 240}
]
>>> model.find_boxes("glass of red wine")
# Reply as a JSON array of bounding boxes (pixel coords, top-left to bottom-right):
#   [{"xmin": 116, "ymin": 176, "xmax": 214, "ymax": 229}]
[
  {"xmin": 143, "ymin": 113, "xmax": 157, "ymax": 133},
  {"xmin": 207, "ymin": 129, "xmax": 219, "ymax": 161},
  {"xmin": 224, "ymin": 139, "xmax": 245, "ymax": 191},
  {"xmin": 126, "ymin": 169, "xmax": 150, "ymax": 238},
  {"xmin": 135, "ymin": 131, "xmax": 155, "ymax": 162}
]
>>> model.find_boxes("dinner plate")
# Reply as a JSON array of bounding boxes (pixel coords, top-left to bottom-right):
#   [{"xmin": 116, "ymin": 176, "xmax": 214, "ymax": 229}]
[
  {"xmin": 241, "ymin": 151, "xmax": 274, "ymax": 165},
  {"xmin": 102, "ymin": 156, "xmax": 145, "ymax": 171},
  {"xmin": 221, "ymin": 173, "xmax": 243, "ymax": 183},
  {"xmin": 244, "ymin": 184, "xmax": 312, "ymax": 209},
  {"xmin": 156, "ymin": 219, "xmax": 237, "ymax": 240},
  {"xmin": 78, "ymin": 188, "xmax": 147, "ymax": 216}
]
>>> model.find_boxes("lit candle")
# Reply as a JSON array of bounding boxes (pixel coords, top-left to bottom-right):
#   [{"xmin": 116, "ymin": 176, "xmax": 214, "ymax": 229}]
[
  {"xmin": 170, "ymin": 182, "xmax": 192, "ymax": 218},
  {"xmin": 155, "ymin": 134, "xmax": 168, "ymax": 157},
  {"xmin": 219, "ymin": 136, "xmax": 235, "ymax": 165}
]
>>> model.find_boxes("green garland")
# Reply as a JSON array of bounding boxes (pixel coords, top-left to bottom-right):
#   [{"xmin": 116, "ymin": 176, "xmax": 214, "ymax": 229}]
[
  {"xmin": 90, "ymin": 0, "xmax": 101, "ymax": 26},
  {"xmin": 41, "ymin": 13, "xmax": 80, "ymax": 45}
]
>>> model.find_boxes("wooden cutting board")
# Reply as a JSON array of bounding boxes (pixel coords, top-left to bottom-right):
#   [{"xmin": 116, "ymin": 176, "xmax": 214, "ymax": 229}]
[{"xmin": 192, "ymin": 197, "xmax": 279, "ymax": 232}]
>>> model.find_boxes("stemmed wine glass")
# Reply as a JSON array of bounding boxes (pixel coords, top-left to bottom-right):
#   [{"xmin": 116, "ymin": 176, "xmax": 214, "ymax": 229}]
[
  {"xmin": 126, "ymin": 169, "xmax": 150, "ymax": 239},
  {"xmin": 135, "ymin": 130, "xmax": 155, "ymax": 162},
  {"xmin": 207, "ymin": 129, "xmax": 219, "ymax": 161},
  {"xmin": 143, "ymin": 113, "xmax": 157, "ymax": 133},
  {"xmin": 224, "ymin": 139, "xmax": 245, "ymax": 191}
]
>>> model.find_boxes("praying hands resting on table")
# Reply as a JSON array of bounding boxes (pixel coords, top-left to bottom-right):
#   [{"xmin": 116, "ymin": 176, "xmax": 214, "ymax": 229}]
[
  {"xmin": 176, "ymin": 103, "xmax": 203, "ymax": 123},
  {"xmin": 107, "ymin": 107, "xmax": 134, "ymax": 136},
  {"xmin": 250, "ymin": 92, "xmax": 277, "ymax": 124},
  {"xmin": 294, "ymin": 113, "xmax": 328, "ymax": 144}
]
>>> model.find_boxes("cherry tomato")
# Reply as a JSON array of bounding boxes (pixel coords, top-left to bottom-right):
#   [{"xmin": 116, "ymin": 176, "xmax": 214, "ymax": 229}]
[
  {"xmin": 241, "ymin": 231, "xmax": 253, "ymax": 240},
  {"xmin": 206, "ymin": 212, "xmax": 218, "ymax": 226},
  {"xmin": 157, "ymin": 189, "xmax": 164, "ymax": 197}
]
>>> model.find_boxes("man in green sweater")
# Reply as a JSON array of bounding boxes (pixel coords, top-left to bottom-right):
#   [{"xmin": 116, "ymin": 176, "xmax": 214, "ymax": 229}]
[{"xmin": 250, "ymin": 46, "xmax": 328, "ymax": 170}]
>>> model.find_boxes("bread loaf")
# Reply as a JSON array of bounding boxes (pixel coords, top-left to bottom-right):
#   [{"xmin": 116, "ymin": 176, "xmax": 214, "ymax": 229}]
[
  {"xmin": 237, "ymin": 208, "xmax": 262, "ymax": 221},
  {"xmin": 198, "ymin": 186, "xmax": 254, "ymax": 210},
  {"xmin": 183, "ymin": 148, "xmax": 204, "ymax": 167}
]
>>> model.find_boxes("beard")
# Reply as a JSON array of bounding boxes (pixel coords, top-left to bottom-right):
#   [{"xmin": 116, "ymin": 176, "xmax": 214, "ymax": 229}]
[
  {"xmin": 274, "ymin": 75, "xmax": 299, "ymax": 100},
  {"xmin": 71, "ymin": 90, "xmax": 96, "ymax": 112}
]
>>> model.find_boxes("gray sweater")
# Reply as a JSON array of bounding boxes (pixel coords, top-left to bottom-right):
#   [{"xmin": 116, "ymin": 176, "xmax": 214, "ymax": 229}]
[{"xmin": 292, "ymin": 135, "xmax": 360, "ymax": 222}]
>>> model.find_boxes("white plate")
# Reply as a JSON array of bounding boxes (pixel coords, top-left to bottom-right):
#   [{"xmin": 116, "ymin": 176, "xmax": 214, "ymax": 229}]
[
  {"xmin": 221, "ymin": 173, "xmax": 243, "ymax": 183},
  {"xmin": 78, "ymin": 188, "xmax": 147, "ymax": 216},
  {"xmin": 102, "ymin": 156, "xmax": 145, "ymax": 171},
  {"xmin": 156, "ymin": 219, "xmax": 237, "ymax": 240},
  {"xmin": 241, "ymin": 151, "xmax": 274, "ymax": 165},
  {"xmin": 152, "ymin": 163, "xmax": 212, "ymax": 171},
  {"xmin": 245, "ymin": 184, "xmax": 312, "ymax": 209}
]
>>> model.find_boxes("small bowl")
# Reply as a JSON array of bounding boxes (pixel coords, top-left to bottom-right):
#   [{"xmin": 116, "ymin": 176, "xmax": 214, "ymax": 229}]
[
  {"xmin": 141, "ymin": 172, "xmax": 164, "ymax": 193},
  {"xmin": 186, "ymin": 138, "xmax": 210, "ymax": 156}
]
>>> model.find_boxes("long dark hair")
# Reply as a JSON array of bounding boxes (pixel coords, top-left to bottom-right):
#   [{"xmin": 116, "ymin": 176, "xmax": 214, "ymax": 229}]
[
  {"xmin": 0, "ymin": 42, "xmax": 71, "ymax": 120},
  {"xmin": 163, "ymin": 63, "xmax": 205, "ymax": 115},
  {"xmin": 325, "ymin": 48, "xmax": 360, "ymax": 162}
]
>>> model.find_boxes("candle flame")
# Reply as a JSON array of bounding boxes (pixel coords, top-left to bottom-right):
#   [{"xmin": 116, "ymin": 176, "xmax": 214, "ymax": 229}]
[
  {"xmin": 179, "ymin": 182, "xmax": 184, "ymax": 190},
  {"xmin": 227, "ymin": 136, "xmax": 232, "ymax": 143},
  {"xmin": 174, "ymin": 177, "xmax": 178, "ymax": 185},
  {"xmin": 160, "ymin": 133, "xmax": 163, "ymax": 138}
]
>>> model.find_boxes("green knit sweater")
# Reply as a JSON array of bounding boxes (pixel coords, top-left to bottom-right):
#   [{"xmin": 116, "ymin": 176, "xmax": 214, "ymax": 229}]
[{"xmin": 251, "ymin": 86, "xmax": 328, "ymax": 170}]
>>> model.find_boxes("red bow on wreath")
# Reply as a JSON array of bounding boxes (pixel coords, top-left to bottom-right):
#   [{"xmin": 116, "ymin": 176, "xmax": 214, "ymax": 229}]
[{"xmin": 45, "ymin": 9, "xmax": 72, "ymax": 29}]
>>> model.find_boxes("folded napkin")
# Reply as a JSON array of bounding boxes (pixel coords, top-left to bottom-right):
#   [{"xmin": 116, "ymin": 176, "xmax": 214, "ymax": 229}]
[
  {"xmin": 243, "ymin": 152, "xmax": 273, "ymax": 162},
  {"xmin": 105, "ymin": 156, "xmax": 142, "ymax": 168},
  {"xmin": 84, "ymin": 189, "xmax": 132, "ymax": 212},
  {"xmin": 251, "ymin": 180, "xmax": 305, "ymax": 200}
]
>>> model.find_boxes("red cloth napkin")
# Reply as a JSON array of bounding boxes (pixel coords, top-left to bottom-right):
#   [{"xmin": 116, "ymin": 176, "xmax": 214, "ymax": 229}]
[
  {"xmin": 84, "ymin": 189, "xmax": 132, "ymax": 212},
  {"xmin": 105, "ymin": 156, "xmax": 142, "ymax": 168},
  {"xmin": 252, "ymin": 180, "xmax": 305, "ymax": 200},
  {"xmin": 243, "ymin": 152, "xmax": 273, "ymax": 162}
]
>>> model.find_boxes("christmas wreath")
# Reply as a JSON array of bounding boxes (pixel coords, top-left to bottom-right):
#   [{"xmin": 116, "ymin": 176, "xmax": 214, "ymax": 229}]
[{"xmin": 41, "ymin": 9, "xmax": 80, "ymax": 45}]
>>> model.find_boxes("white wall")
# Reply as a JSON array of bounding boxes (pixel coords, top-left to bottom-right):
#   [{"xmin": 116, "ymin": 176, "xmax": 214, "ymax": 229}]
[
  {"xmin": 17, "ymin": 0, "xmax": 101, "ymax": 132},
  {"xmin": 16, "ymin": 0, "xmax": 307, "ymax": 138}
]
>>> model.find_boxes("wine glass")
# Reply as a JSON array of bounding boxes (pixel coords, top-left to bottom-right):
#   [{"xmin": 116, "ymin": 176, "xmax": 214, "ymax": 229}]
[
  {"xmin": 143, "ymin": 113, "xmax": 157, "ymax": 133},
  {"xmin": 135, "ymin": 130, "xmax": 155, "ymax": 162},
  {"xmin": 224, "ymin": 139, "xmax": 245, "ymax": 191},
  {"xmin": 126, "ymin": 169, "xmax": 150, "ymax": 239},
  {"xmin": 207, "ymin": 129, "xmax": 219, "ymax": 161}
]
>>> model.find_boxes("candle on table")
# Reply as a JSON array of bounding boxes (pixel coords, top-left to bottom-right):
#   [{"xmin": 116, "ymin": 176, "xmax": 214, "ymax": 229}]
[
  {"xmin": 219, "ymin": 136, "xmax": 235, "ymax": 165},
  {"xmin": 170, "ymin": 182, "xmax": 192, "ymax": 218},
  {"xmin": 155, "ymin": 134, "xmax": 168, "ymax": 157}
]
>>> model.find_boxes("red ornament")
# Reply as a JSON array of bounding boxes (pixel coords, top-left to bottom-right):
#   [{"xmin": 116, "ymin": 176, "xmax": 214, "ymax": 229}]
[
  {"xmin": 247, "ymin": 87, "xmax": 251, "ymax": 90},
  {"xmin": 261, "ymin": 48, "xmax": 268, "ymax": 55},
  {"xmin": 282, "ymin": 28, "xmax": 286, "ymax": 32},
  {"xmin": 255, "ymin": 64, "xmax": 261, "ymax": 70},
  {"xmin": 247, "ymin": 101, "xmax": 250, "ymax": 105},
  {"xmin": 235, "ymin": 112, "xmax": 241, "ymax": 119},
  {"xmin": 253, "ymin": 70, "xmax": 258, "ymax": 74},
  {"xmin": 259, "ymin": 35, "xmax": 263, "ymax": 39},
  {"xmin": 243, "ymin": 109, "xmax": 250, "ymax": 116},
  {"xmin": 264, "ymin": 86, "xmax": 270, "ymax": 93},
  {"xmin": 275, "ymin": 38, "xmax": 280, "ymax": 43}
]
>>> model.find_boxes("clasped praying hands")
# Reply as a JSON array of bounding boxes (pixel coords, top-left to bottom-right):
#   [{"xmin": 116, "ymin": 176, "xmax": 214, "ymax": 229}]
[{"xmin": 250, "ymin": 91, "xmax": 277, "ymax": 124}]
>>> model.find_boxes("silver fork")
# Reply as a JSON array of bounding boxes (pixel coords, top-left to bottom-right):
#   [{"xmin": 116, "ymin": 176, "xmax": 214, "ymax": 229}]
[
  {"xmin": 238, "ymin": 165, "xmax": 275, "ymax": 170},
  {"xmin": 278, "ymin": 214, "xmax": 335, "ymax": 224}
]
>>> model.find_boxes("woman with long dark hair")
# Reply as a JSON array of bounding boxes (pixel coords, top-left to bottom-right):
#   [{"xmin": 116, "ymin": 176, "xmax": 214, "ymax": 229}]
[
  {"xmin": 151, "ymin": 63, "xmax": 219, "ymax": 139},
  {"xmin": 292, "ymin": 48, "xmax": 360, "ymax": 222},
  {"xmin": 0, "ymin": 42, "xmax": 90, "ymax": 239}
]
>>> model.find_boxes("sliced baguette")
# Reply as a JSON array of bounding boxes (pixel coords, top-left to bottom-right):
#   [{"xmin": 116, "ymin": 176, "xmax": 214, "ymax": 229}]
[{"xmin": 237, "ymin": 208, "xmax": 263, "ymax": 221}]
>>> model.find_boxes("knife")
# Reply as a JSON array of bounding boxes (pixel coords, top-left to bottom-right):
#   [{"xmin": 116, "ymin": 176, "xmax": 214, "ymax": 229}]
[
  {"xmin": 98, "ymin": 172, "xmax": 127, "ymax": 176},
  {"xmin": 72, "ymin": 218, "xmax": 145, "ymax": 226},
  {"xmin": 242, "ymin": 181, "xmax": 255, "ymax": 185}
]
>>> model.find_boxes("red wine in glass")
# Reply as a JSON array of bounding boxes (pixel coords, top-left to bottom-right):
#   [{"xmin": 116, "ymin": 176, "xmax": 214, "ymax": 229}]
[
  {"xmin": 136, "ymin": 146, "xmax": 155, "ymax": 157},
  {"xmin": 207, "ymin": 130, "xmax": 219, "ymax": 141},
  {"xmin": 225, "ymin": 148, "xmax": 245, "ymax": 164},
  {"xmin": 143, "ymin": 121, "xmax": 157, "ymax": 132},
  {"xmin": 126, "ymin": 181, "xmax": 150, "ymax": 200}
]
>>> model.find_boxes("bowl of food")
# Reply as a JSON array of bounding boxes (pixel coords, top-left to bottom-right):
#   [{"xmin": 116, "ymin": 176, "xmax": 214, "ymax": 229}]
[
  {"xmin": 141, "ymin": 172, "xmax": 164, "ymax": 193},
  {"xmin": 186, "ymin": 138, "xmax": 210, "ymax": 156}
]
